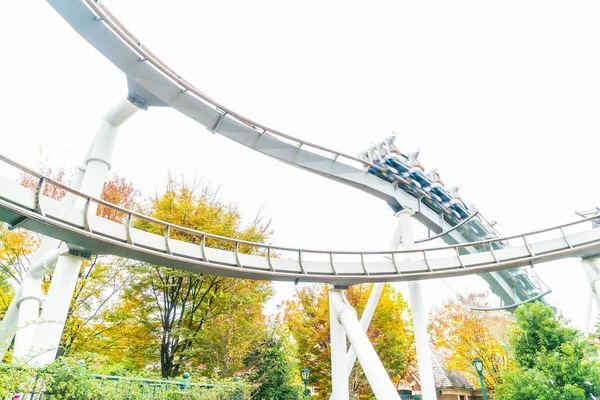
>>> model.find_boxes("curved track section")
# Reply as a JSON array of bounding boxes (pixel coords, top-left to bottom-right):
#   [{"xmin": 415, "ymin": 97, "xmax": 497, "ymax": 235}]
[
  {"xmin": 42, "ymin": 0, "xmax": 549, "ymax": 302},
  {"xmin": 48, "ymin": 0, "xmax": 457, "ymax": 235},
  {"xmin": 1, "ymin": 154, "xmax": 600, "ymax": 286}
]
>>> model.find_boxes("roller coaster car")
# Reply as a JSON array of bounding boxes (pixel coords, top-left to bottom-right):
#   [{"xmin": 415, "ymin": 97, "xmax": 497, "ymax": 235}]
[
  {"xmin": 383, "ymin": 154, "xmax": 410, "ymax": 172},
  {"xmin": 367, "ymin": 161, "xmax": 402, "ymax": 185},
  {"xmin": 366, "ymin": 154, "xmax": 467, "ymax": 224}
]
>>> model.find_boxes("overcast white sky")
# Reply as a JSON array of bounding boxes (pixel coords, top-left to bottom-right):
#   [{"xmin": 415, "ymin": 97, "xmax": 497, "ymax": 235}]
[{"xmin": 1, "ymin": 1, "xmax": 599, "ymax": 330}]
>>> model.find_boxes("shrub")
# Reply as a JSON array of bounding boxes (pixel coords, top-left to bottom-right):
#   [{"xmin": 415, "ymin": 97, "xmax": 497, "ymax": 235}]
[{"xmin": 0, "ymin": 358, "xmax": 251, "ymax": 399}]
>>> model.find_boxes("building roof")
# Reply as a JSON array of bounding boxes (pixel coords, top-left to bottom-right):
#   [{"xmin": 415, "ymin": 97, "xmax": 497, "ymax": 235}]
[{"xmin": 413, "ymin": 346, "xmax": 474, "ymax": 390}]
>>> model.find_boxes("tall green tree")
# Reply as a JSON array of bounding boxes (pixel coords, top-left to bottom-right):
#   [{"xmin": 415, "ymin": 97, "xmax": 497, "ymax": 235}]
[
  {"xmin": 195, "ymin": 278, "xmax": 272, "ymax": 378},
  {"xmin": 282, "ymin": 284, "xmax": 414, "ymax": 399},
  {"xmin": 495, "ymin": 302, "xmax": 600, "ymax": 400},
  {"xmin": 243, "ymin": 325, "xmax": 304, "ymax": 400},
  {"xmin": 124, "ymin": 179, "xmax": 273, "ymax": 378}
]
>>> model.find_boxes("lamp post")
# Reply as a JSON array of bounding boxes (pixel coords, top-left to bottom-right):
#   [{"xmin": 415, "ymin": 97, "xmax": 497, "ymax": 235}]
[
  {"xmin": 301, "ymin": 367, "xmax": 310, "ymax": 397},
  {"xmin": 472, "ymin": 358, "xmax": 488, "ymax": 400},
  {"xmin": 233, "ymin": 377, "xmax": 242, "ymax": 400}
]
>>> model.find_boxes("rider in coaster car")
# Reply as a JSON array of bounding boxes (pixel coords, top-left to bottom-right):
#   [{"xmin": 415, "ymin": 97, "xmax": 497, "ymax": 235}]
[
  {"xmin": 445, "ymin": 186, "xmax": 470, "ymax": 219},
  {"xmin": 382, "ymin": 147, "xmax": 413, "ymax": 175},
  {"xmin": 406, "ymin": 150, "xmax": 424, "ymax": 171},
  {"xmin": 365, "ymin": 147, "xmax": 397, "ymax": 182},
  {"xmin": 426, "ymin": 169, "xmax": 445, "ymax": 186},
  {"xmin": 423, "ymin": 168, "xmax": 452, "ymax": 204},
  {"xmin": 401, "ymin": 150, "xmax": 434, "ymax": 193},
  {"xmin": 381, "ymin": 147, "xmax": 421, "ymax": 189}
]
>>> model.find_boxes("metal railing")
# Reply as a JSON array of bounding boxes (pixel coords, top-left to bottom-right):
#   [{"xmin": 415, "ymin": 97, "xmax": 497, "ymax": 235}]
[
  {"xmin": 88, "ymin": 372, "xmax": 227, "ymax": 398},
  {"xmin": 2, "ymin": 153, "xmax": 600, "ymax": 280},
  {"xmin": 1, "ymin": 365, "xmax": 241, "ymax": 400}
]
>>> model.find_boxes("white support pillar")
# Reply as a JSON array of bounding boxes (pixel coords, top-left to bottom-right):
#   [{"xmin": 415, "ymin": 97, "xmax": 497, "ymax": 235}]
[
  {"xmin": 13, "ymin": 277, "xmax": 44, "ymax": 361},
  {"xmin": 329, "ymin": 287, "xmax": 349, "ymax": 400},
  {"xmin": 26, "ymin": 98, "xmax": 140, "ymax": 366},
  {"xmin": 330, "ymin": 291, "xmax": 398, "ymax": 399},
  {"xmin": 397, "ymin": 209, "xmax": 437, "ymax": 400},
  {"xmin": 4, "ymin": 235, "xmax": 65, "ymax": 362},
  {"xmin": 6, "ymin": 150, "xmax": 91, "ymax": 363},
  {"xmin": 27, "ymin": 254, "xmax": 83, "ymax": 365},
  {"xmin": 11, "ymin": 245, "xmax": 68, "ymax": 362},
  {"xmin": 583, "ymin": 287, "xmax": 594, "ymax": 334},
  {"xmin": 344, "ymin": 211, "xmax": 405, "ymax": 377},
  {"xmin": 582, "ymin": 256, "xmax": 600, "ymax": 312},
  {"xmin": 75, "ymin": 98, "xmax": 140, "ymax": 211},
  {"xmin": 0, "ymin": 286, "xmax": 22, "ymax": 361}
]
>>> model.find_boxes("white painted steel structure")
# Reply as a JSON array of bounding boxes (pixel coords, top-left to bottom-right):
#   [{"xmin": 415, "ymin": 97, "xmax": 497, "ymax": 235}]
[
  {"xmin": 43, "ymin": 0, "xmax": 548, "ymax": 308},
  {"xmin": 0, "ymin": 1, "xmax": 598, "ymax": 398},
  {"xmin": 1, "ymin": 153, "xmax": 600, "ymax": 398},
  {"xmin": 2, "ymin": 153, "xmax": 600, "ymax": 285}
]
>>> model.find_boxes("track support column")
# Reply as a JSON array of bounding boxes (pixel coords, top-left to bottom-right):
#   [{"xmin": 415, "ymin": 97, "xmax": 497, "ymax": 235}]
[
  {"xmin": 329, "ymin": 287, "xmax": 349, "ymax": 399},
  {"xmin": 582, "ymin": 255, "xmax": 600, "ymax": 311},
  {"xmin": 9, "ymin": 243, "xmax": 68, "ymax": 363},
  {"xmin": 4, "ymin": 139, "xmax": 94, "ymax": 363},
  {"xmin": 343, "ymin": 211, "xmax": 405, "ymax": 377},
  {"xmin": 27, "ymin": 98, "xmax": 141, "ymax": 366},
  {"xmin": 0, "ymin": 286, "xmax": 22, "ymax": 361},
  {"xmin": 398, "ymin": 209, "xmax": 437, "ymax": 400},
  {"xmin": 580, "ymin": 214, "xmax": 600, "ymax": 333},
  {"xmin": 28, "ymin": 254, "xmax": 84, "ymax": 365}
]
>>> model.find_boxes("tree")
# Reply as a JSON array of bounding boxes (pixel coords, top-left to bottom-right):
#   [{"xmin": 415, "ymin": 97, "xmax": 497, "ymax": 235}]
[
  {"xmin": 3, "ymin": 162, "xmax": 277, "ymax": 381},
  {"xmin": 242, "ymin": 325, "xmax": 304, "ymax": 400},
  {"xmin": 0, "ymin": 274, "xmax": 13, "ymax": 320},
  {"xmin": 494, "ymin": 368, "xmax": 561, "ymax": 400},
  {"xmin": 194, "ymin": 278, "xmax": 272, "ymax": 378},
  {"xmin": 281, "ymin": 284, "xmax": 414, "ymax": 399},
  {"xmin": 124, "ymin": 179, "xmax": 273, "ymax": 378},
  {"xmin": 0, "ymin": 224, "xmax": 40, "ymax": 285},
  {"xmin": 429, "ymin": 292, "xmax": 514, "ymax": 389},
  {"xmin": 75, "ymin": 277, "xmax": 159, "ymax": 371},
  {"xmin": 495, "ymin": 302, "xmax": 600, "ymax": 400}
]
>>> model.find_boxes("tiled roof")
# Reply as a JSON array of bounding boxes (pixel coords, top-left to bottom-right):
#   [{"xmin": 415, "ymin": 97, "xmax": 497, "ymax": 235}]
[{"xmin": 413, "ymin": 346, "xmax": 474, "ymax": 390}]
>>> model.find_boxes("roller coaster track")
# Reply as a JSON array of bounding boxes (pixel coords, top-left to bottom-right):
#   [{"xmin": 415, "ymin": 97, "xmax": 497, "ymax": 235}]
[
  {"xmin": 1, "ymin": 153, "xmax": 600, "ymax": 286},
  {"xmin": 3, "ymin": 0, "xmax": 584, "ymax": 298}
]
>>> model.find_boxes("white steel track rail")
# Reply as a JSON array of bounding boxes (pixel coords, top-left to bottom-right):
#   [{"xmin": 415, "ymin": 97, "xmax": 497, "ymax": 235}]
[
  {"xmin": 48, "ymin": 0, "xmax": 455, "ymax": 233},
  {"xmin": 44, "ymin": 0, "xmax": 550, "ymax": 305},
  {"xmin": 1, "ymin": 154, "xmax": 600, "ymax": 286}
]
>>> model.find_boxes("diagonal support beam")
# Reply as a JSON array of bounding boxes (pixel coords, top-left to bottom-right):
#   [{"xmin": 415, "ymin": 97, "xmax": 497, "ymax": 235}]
[
  {"xmin": 330, "ymin": 290, "xmax": 398, "ymax": 399},
  {"xmin": 343, "ymin": 283, "xmax": 385, "ymax": 378},
  {"xmin": 342, "ymin": 211, "xmax": 406, "ymax": 379}
]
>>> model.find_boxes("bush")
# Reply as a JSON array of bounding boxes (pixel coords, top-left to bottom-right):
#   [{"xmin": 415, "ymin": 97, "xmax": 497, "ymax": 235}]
[{"xmin": 0, "ymin": 358, "xmax": 251, "ymax": 400}]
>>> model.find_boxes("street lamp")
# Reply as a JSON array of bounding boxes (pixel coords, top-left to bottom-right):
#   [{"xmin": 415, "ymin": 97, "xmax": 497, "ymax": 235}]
[
  {"xmin": 300, "ymin": 368, "xmax": 310, "ymax": 397},
  {"xmin": 471, "ymin": 358, "xmax": 488, "ymax": 400}
]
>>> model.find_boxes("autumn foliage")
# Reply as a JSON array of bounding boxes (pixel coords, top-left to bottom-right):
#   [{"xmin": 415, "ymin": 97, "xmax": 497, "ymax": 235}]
[
  {"xmin": 281, "ymin": 284, "xmax": 414, "ymax": 399},
  {"xmin": 429, "ymin": 292, "xmax": 514, "ymax": 389}
]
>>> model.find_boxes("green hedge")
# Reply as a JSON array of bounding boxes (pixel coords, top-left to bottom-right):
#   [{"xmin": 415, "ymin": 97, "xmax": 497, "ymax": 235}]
[{"xmin": 0, "ymin": 359, "xmax": 251, "ymax": 400}]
